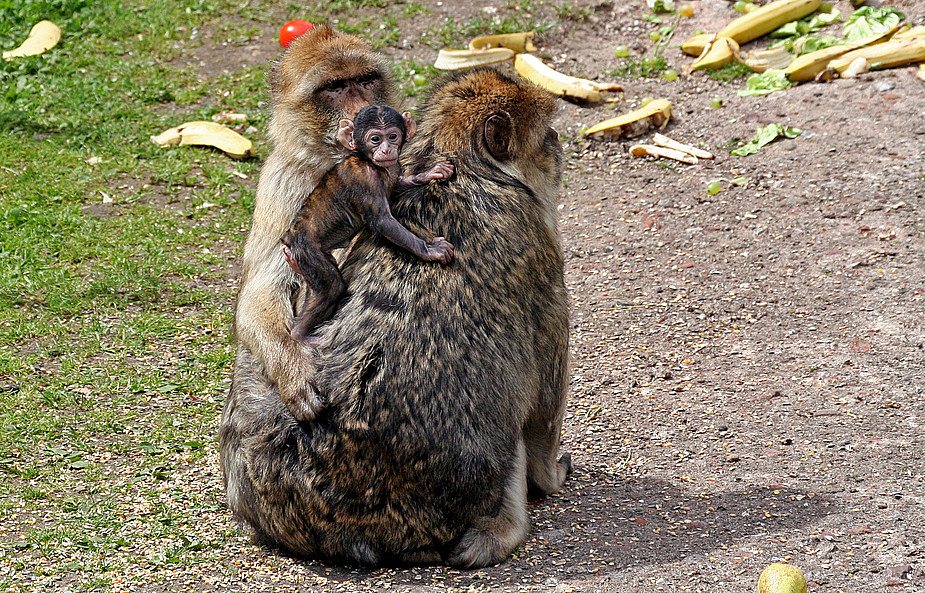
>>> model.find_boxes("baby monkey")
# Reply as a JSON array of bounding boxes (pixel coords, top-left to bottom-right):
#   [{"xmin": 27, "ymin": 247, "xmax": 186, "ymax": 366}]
[{"xmin": 281, "ymin": 104, "xmax": 454, "ymax": 341}]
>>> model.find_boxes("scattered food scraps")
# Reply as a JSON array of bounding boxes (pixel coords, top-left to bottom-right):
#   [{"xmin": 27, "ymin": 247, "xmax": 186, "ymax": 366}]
[
  {"xmin": 690, "ymin": 35, "xmax": 740, "ymax": 71},
  {"xmin": 584, "ymin": 99, "xmax": 671, "ymax": 139},
  {"xmin": 730, "ymin": 123, "xmax": 802, "ymax": 156},
  {"xmin": 684, "ymin": 3, "xmax": 921, "ymax": 86},
  {"xmin": 211, "ymin": 112, "xmax": 249, "ymax": 124},
  {"xmin": 514, "ymin": 53, "xmax": 622, "ymax": 103},
  {"xmin": 784, "ymin": 27, "xmax": 899, "ymax": 81},
  {"xmin": 630, "ymin": 144, "xmax": 698, "ymax": 164},
  {"xmin": 434, "ymin": 31, "xmax": 535, "ymax": 70},
  {"xmin": 683, "ymin": 0, "xmax": 823, "ymax": 52},
  {"xmin": 2, "ymin": 20, "xmax": 61, "ymax": 60},
  {"xmin": 151, "ymin": 121, "xmax": 254, "ymax": 159},
  {"xmin": 738, "ymin": 68, "xmax": 793, "ymax": 96},
  {"xmin": 843, "ymin": 6, "xmax": 905, "ymax": 41},
  {"xmin": 741, "ymin": 45, "xmax": 794, "ymax": 72},
  {"xmin": 468, "ymin": 32, "xmax": 536, "ymax": 53},
  {"xmin": 434, "ymin": 47, "xmax": 515, "ymax": 70},
  {"xmin": 652, "ymin": 133, "xmax": 714, "ymax": 159},
  {"xmin": 826, "ymin": 33, "xmax": 925, "ymax": 75}
]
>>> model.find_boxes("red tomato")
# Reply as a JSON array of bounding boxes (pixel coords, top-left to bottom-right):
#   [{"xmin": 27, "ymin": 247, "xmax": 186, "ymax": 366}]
[{"xmin": 279, "ymin": 20, "xmax": 314, "ymax": 48}]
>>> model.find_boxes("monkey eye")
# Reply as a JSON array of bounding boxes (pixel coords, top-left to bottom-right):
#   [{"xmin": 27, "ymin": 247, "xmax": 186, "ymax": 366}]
[
  {"xmin": 388, "ymin": 133, "xmax": 398, "ymax": 142},
  {"xmin": 319, "ymin": 79, "xmax": 347, "ymax": 93},
  {"xmin": 369, "ymin": 135, "xmax": 381, "ymax": 144},
  {"xmin": 355, "ymin": 73, "xmax": 381, "ymax": 88}
]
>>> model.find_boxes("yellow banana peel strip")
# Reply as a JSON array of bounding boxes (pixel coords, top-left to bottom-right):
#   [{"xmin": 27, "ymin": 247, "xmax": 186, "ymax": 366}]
[
  {"xmin": 152, "ymin": 121, "xmax": 254, "ymax": 159},
  {"xmin": 434, "ymin": 47, "xmax": 516, "ymax": 70},
  {"xmin": 469, "ymin": 32, "xmax": 537, "ymax": 53},
  {"xmin": 682, "ymin": 33, "xmax": 715, "ymax": 57},
  {"xmin": 718, "ymin": 0, "xmax": 823, "ymax": 44},
  {"xmin": 690, "ymin": 36, "xmax": 740, "ymax": 71},
  {"xmin": 630, "ymin": 144, "xmax": 698, "ymax": 165},
  {"xmin": 827, "ymin": 35, "xmax": 925, "ymax": 74},
  {"xmin": 784, "ymin": 25, "xmax": 900, "ymax": 82},
  {"xmin": 682, "ymin": 0, "xmax": 822, "ymax": 57},
  {"xmin": 742, "ymin": 45, "xmax": 794, "ymax": 73},
  {"xmin": 3, "ymin": 20, "xmax": 61, "ymax": 60},
  {"xmin": 652, "ymin": 133, "xmax": 714, "ymax": 159},
  {"xmin": 514, "ymin": 53, "xmax": 621, "ymax": 103},
  {"xmin": 894, "ymin": 26, "xmax": 925, "ymax": 40},
  {"xmin": 584, "ymin": 99, "xmax": 672, "ymax": 139}
]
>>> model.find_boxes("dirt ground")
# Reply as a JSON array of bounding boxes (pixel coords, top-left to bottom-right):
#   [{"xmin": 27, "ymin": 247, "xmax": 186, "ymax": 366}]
[{"xmin": 189, "ymin": 1, "xmax": 925, "ymax": 591}]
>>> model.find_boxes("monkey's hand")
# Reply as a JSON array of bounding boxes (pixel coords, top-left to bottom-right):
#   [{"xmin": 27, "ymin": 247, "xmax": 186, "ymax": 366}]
[
  {"xmin": 423, "ymin": 237, "xmax": 454, "ymax": 264},
  {"xmin": 276, "ymin": 354, "xmax": 327, "ymax": 422},
  {"xmin": 402, "ymin": 161, "xmax": 454, "ymax": 186}
]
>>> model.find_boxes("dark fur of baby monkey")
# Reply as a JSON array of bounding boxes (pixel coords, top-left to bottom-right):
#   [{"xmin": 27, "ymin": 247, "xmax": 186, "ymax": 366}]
[
  {"xmin": 220, "ymin": 63, "xmax": 571, "ymax": 569},
  {"xmin": 280, "ymin": 104, "xmax": 453, "ymax": 343}
]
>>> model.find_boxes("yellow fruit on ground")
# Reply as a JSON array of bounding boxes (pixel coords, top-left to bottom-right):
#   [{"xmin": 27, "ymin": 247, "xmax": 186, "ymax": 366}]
[{"xmin": 757, "ymin": 563, "xmax": 807, "ymax": 593}]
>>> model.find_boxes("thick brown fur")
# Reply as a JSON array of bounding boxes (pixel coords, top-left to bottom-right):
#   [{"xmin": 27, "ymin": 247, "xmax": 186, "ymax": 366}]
[
  {"xmin": 220, "ymin": 67, "xmax": 570, "ymax": 568},
  {"xmin": 231, "ymin": 24, "xmax": 395, "ymax": 422},
  {"xmin": 280, "ymin": 105, "xmax": 453, "ymax": 344}
]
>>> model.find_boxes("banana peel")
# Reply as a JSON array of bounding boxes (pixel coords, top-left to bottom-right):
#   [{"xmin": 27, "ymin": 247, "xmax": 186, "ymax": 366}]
[
  {"xmin": 152, "ymin": 121, "xmax": 254, "ymax": 159},
  {"xmin": 690, "ymin": 36, "xmax": 740, "ymax": 71},
  {"xmin": 826, "ymin": 35, "xmax": 925, "ymax": 75},
  {"xmin": 3, "ymin": 20, "xmax": 61, "ymax": 60},
  {"xmin": 894, "ymin": 25, "xmax": 925, "ymax": 40},
  {"xmin": 584, "ymin": 99, "xmax": 672, "ymax": 139},
  {"xmin": 434, "ymin": 47, "xmax": 516, "ymax": 70},
  {"xmin": 682, "ymin": 33, "xmax": 715, "ymax": 57},
  {"xmin": 784, "ymin": 26, "xmax": 900, "ymax": 81},
  {"xmin": 682, "ymin": 0, "xmax": 821, "ymax": 57},
  {"xmin": 718, "ymin": 0, "xmax": 822, "ymax": 44},
  {"xmin": 469, "ymin": 32, "xmax": 536, "ymax": 53},
  {"xmin": 514, "ymin": 53, "xmax": 622, "ymax": 103},
  {"xmin": 917, "ymin": 63, "xmax": 925, "ymax": 83},
  {"xmin": 652, "ymin": 133, "xmax": 713, "ymax": 159},
  {"xmin": 631, "ymin": 133, "xmax": 714, "ymax": 164},
  {"xmin": 630, "ymin": 144, "xmax": 698, "ymax": 165},
  {"xmin": 742, "ymin": 45, "xmax": 794, "ymax": 73}
]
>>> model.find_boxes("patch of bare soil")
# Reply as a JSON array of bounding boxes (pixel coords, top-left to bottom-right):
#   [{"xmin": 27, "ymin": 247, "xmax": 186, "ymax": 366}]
[{"xmin": 193, "ymin": 1, "xmax": 925, "ymax": 591}]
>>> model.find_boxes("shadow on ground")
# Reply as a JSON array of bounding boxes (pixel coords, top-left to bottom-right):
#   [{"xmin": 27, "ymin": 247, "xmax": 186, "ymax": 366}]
[{"xmin": 254, "ymin": 466, "xmax": 834, "ymax": 589}]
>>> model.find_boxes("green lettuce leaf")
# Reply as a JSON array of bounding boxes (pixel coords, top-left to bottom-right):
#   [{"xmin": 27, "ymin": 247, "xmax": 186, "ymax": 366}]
[
  {"xmin": 844, "ymin": 6, "xmax": 904, "ymax": 41},
  {"xmin": 737, "ymin": 69, "xmax": 793, "ymax": 97},
  {"xmin": 793, "ymin": 34, "xmax": 846, "ymax": 55},
  {"xmin": 771, "ymin": 9, "xmax": 842, "ymax": 38},
  {"xmin": 731, "ymin": 123, "xmax": 802, "ymax": 157}
]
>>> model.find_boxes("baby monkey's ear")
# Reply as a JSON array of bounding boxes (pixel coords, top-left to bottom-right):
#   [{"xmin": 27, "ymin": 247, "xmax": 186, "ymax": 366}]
[{"xmin": 337, "ymin": 118, "xmax": 356, "ymax": 150}]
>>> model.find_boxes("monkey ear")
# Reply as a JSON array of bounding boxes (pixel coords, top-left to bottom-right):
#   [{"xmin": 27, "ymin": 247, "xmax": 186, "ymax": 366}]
[
  {"xmin": 337, "ymin": 118, "xmax": 356, "ymax": 150},
  {"xmin": 402, "ymin": 111, "xmax": 417, "ymax": 140},
  {"xmin": 484, "ymin": 112, "xmax": 513, "ymax": 160}
]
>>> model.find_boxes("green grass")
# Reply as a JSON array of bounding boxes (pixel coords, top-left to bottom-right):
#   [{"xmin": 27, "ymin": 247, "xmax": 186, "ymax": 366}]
[{"xmin": 708, "ymin": 61, "xmax": 754, "ymax": 81}]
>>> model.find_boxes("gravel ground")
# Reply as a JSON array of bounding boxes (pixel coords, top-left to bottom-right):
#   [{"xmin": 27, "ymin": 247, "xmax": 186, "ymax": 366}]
[{"xmin": 11, "ymin": 0, "xmax": 925, "ymax": 591}]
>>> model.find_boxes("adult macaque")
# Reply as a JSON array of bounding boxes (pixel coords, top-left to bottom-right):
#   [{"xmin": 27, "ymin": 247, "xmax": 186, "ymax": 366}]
[
  {"xmin": 281, "ymin": 104, "xmax": 454, "ymax": 343},
  {"xmin": 220, "ymin": 67, "xmax": 570, "ymax": 569},
  {"xmin": 231, "ymin": 24, "xmax": 395, "ymax": 422}
]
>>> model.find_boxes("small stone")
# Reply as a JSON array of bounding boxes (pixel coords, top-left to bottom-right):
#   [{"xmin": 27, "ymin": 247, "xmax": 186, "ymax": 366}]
[{"xmin": 874, "ymin": 81, "xmax": 894, "ymax": 93}]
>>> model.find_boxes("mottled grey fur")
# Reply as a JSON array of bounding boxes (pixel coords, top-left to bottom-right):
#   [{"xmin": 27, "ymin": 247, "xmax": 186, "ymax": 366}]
[{"xmin": 220, "ymin": 68, "xmax": 570, "ymax": 568}]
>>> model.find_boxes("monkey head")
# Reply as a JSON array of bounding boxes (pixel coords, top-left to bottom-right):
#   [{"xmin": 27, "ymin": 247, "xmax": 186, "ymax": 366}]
[
  {"xmin": 404, "ymin": 68, "xmax": 563, "ymax": 207},
  {"xmin": 337, "ymin": 104, "xmax": 417, "ymax": 169},
  {"xmin": 268, "ymin": 24, "xmax": 396, "ymax": 159}
]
